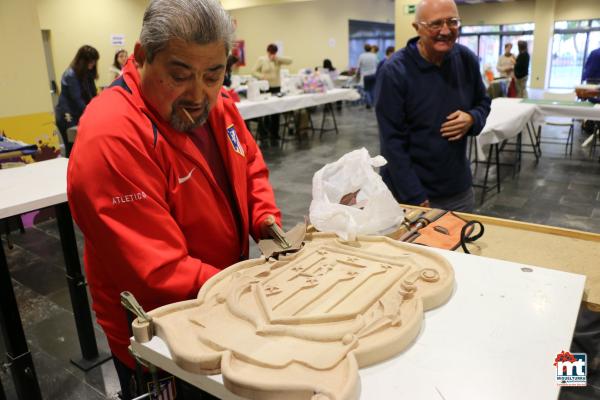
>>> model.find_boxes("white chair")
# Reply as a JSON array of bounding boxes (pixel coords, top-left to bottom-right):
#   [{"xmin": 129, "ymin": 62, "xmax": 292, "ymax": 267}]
[{"xmin": 539, "ymin": 91, "xmax": 576, "ymax": 157}]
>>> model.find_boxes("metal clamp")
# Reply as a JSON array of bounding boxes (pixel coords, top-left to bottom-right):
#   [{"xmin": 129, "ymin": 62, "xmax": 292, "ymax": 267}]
[{"xmin": 121, "ymin": 291, "xmax": 152, "ymax": 324}]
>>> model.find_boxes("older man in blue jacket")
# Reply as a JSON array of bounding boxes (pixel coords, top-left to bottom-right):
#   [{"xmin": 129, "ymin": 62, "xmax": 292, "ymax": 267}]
[{"xmin": 375, "ymin": 0, "xmax": 490, "ymax": 212}]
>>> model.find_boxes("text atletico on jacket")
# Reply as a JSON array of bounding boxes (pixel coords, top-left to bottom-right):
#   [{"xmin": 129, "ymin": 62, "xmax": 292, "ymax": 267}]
[{"xmin": 67, "ymin": 58, "xmax": 281, "ymax": 369}]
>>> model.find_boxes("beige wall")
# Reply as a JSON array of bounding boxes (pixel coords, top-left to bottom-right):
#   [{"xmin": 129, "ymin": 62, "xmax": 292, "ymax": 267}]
[
  {"xmin": 222, "ymin": 0, "xmax": 313, "ymax": 10},
  {"xmin": 229, "ymin": 0, "xmax": 395, "ymax": 74},
  {"xmin": 458, "ymin": 0, "xmax": 536, "ymax": 26},
  {"xmin": 555, "ymin": 0, "xmax": 600, "ymax": 21},
  {"xmin": 395, "ymin": 1, "xmax": 419, "ymax": 48},
  {"xmin": 0, "ymin": 0, "xmax": 51, "ymax": 117},
  {"xmin": 36, "ymin": 0, "xmax": 147, "ymax": 89},
  {"xmin": 4, "ymin": 0, "xmax": 600, "ymax": 115}
]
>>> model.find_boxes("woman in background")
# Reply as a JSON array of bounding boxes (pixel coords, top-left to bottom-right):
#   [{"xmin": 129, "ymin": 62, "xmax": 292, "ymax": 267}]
[
  {"xmin": 55, "ymin": 45, "xmax": 99, "ymax": 154},
  {"xmin": 109, "ymin": 49, "xmax": 128, "ymax": 81},
  {"xmin": 252, "ymin": 43, "xmax": 292, "ymax": 145},
  {"xmin": 322, "ymin": 59, "xmax": 338, "ymax": 80}
]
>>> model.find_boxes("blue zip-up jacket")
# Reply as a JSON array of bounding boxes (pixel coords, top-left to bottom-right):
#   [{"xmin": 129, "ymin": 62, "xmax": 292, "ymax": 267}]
[
  {"xmin": 375, "ymin": 37, "xmax": 490, "ymax": 205},
  {"xmin": 55, "ymin": 68, "xmax": 97, "ymax": 132}
]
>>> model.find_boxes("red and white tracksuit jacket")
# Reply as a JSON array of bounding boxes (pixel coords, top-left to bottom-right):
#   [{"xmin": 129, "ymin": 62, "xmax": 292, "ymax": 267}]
[{"xmin": 67, "ymin": 60, "xmax": 281, "ymax": 369}]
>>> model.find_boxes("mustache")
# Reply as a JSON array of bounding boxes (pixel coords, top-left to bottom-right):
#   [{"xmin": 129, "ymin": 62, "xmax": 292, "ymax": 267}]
[{"xmin": 174, "ymin": 100, "xmax": 208, "ymax": 110}]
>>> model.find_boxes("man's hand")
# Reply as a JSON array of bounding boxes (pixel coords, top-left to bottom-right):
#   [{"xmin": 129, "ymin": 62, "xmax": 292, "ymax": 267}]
[
  {"xmin": 419, "ymin": 199, "xmax": 430, "ymax": 208},
  {"xmin": 441, "ymin": 110, "xmax": 474, "ymax": 141},
  {"xmin": 259, "ymin": 214, "xmax": 278, "ymax": 239},
  {"xmin": 259, "ymin": 214, "xmax": 291, "ymax": 249}
]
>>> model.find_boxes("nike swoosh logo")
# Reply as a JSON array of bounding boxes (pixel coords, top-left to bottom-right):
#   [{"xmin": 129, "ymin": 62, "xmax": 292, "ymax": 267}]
[{"xmin": 178, "ymin": 168, "xmax": 195, "ymax": 184}]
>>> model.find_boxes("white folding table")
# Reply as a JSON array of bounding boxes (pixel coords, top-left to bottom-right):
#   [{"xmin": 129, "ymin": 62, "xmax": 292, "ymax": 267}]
[
  {"xmin": 476, "ymin": 98, "xmax": 541, "ymax": 161},
  {"xmin": 131, "ymin": 246, "xmax": 585, "ymax": 400},
  {"xmin": 236, "ymin": 88, "xmax": 360, "ymax": 120},
  {"xmin": 0, "ymin": 158, "xmax": 110, "ymax": 400},
  {"xmin": 523, "ymin": 99, "xmax": 600, "ymax": 151},
  {"xmin": 523, "ymin": 99, "xmax": 600, "ymax": 120}
]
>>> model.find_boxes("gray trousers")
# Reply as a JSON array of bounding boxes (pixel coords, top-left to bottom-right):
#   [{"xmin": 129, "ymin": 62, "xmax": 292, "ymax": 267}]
[
  {"xmin": 515, "ymin": 76, "xmax": 528, "ymax": 98},
  {"xmin": 429, "ymin": 187, "xmax": 475, "ymax": 213}
]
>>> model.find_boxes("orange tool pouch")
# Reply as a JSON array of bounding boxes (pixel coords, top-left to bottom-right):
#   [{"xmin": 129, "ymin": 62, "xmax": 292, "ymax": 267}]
[{"xmin": 411, "ymin": 212, "xmax": 484, "ymax": 253}]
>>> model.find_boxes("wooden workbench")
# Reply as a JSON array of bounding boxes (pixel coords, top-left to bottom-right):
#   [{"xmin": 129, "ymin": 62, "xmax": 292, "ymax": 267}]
[{"xmin": 311, "ymin": 206, "xmax": 599, "ymax": 306}]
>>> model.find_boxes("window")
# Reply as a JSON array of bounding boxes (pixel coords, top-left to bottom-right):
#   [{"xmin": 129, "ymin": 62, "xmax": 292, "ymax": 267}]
[
  {"xmin": 459, "ymin": 23, "xmax": 535, "ymax": 79},
  {"xmin": 461, "ymin": 25, "xmax": 499, "ymax": 34},
  {"xmin": 458, "ymin": 36, "xmax": 478, "ymax": 55},
  {"xmin": 348, "ymin": 20, "xmax": 395, "ymax": 69},
  {"xmin": 549, "ymin": 19, "xmax": 600, "ymax": 88},
  {"xmin": 502, "ymin": 23, "xmax": 534, "ymax": 32},
  {"xmin": 479, "ymin": 35, "xmax": 500, "ymax": 73}
]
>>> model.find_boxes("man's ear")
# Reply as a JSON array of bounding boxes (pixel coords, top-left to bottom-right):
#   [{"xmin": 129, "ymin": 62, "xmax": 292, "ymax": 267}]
[
  {"xmin": 412, "ymin": 22, "xmax": 419, "ymax": 33},
  {"xmin": 134, "ymin": 42, "xmax": 146, "ymax": 67}
]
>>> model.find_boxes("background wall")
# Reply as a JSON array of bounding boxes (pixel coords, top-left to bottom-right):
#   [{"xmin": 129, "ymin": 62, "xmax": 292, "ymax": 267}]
[
  {"xmin": 3, "ymin": 0, "xmax": 600, "ymax": 147},
  {"xmin": 555, "ymin": 0, "xmax": 600, "ymax": 21},
  {"xmin": 229, "ymin": 0, "xmax": 395, "ymax": 74},
  {"xmin": 0, "ymin": 0, "xmax": 51, "ymax": 117},
  {"xmin": 0, "ymin": 0, "xmax": 57, "ymax": 152},
  {"xmin": 458, "ymin": 0, "xmax": 536, "ymax": 26},
  {"xmin": 36, "ymin": 0, "xmax": 147, "ymax": 89},
  {"xmin": 222, "ymin": 0, "xmax": 313, "ymax": 10}
]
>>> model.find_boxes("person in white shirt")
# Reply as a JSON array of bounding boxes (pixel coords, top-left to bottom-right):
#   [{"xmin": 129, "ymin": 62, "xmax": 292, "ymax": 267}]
[
  {"xmin": 357, "ymin": 43, "xmax": 379, "ymax": 108},
  {"xmin": 252, "ymin": 43, "xmax": 292, "ymax": 91},
  {"xmin": 496, "ymin": 43, "xmax": 516, "ymax": 78}
]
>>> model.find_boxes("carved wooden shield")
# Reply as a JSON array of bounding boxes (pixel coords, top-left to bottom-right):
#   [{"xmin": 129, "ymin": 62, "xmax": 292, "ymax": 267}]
[{"xmin": 132, "ymin": 233, "xmax": 454, "ymax": 399}]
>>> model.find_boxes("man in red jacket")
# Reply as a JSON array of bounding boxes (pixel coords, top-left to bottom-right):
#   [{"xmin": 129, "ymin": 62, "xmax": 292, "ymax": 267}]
[{"xmin": 67, "ymin": 0, "xmax": 282, "ymax": 398}]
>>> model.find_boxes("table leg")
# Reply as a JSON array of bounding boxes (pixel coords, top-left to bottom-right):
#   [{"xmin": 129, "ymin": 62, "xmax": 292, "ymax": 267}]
[
  {"xmin": 54, "ymin": 203, "xmax": 111, "ymax": 371},
  {"xmin": 0, "ymin": 240, "xmax": 43, "ymax": 400},
  {"xmin": 0, "ymin": 373, "xmax": 6, "ymax": 400},
  {"xmin": 480, "ymin": 145, "xmax": 494, "ymax": 205},
  {"xmin": 330, "ymin": 103, "xmax": 339, "ymax": 135},
  {"xmin": 495, "ymin": 143, "xmax": 501, "ymax": 193},
  {"xmin": 517, "ymin": 132, "xmax": 522, "ymax": 175}
]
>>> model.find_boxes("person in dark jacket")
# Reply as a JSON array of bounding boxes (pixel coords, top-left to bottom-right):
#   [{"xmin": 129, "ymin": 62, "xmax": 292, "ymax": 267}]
[
  {"xmin": 55, "ymin": 45, "xmax": 99, "ymax": 154},
  {"xmin": 223, "ymin": 54, "xmax": 239, "ymax": 87},
  {"xmin": 514, "ymin": 40, "xmax": 530, "ymax": 98},
  {"xmin": 582, "ymin": 47, "xmax": 600, "ymax": 84},
  {"xmin": 376, "ymin": 46, "xmax": 395, "ymax": 73},
  {"xmin": 578, "ymin": 47, "xmax": 600, "ymax": 103},
  {"xmin": 375, "ymin": 0, "xmax": 490, "ymax": 212}
]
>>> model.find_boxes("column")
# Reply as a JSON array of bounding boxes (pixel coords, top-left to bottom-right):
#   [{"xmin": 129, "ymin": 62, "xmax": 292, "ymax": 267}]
[{"xmin": 530, "ymin": 0, "xmax": 557, "ymax": 89}]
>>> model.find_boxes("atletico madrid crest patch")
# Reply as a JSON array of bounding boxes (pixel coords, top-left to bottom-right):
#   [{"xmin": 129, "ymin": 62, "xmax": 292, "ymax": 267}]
[{"xmin": 226, "ymin": 124, "xmax": 245, "ymax": 157}]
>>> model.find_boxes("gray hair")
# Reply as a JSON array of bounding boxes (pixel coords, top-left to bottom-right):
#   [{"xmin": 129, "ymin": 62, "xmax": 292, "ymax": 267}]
[{"xmin": 140, "ymin": 0, "xmax": 235, "ymax": 62}]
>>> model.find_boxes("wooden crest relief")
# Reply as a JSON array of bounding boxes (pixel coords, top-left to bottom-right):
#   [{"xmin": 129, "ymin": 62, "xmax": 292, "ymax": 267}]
[{"xmin": 132, "ymin": 233, "xmax": 454, "ymax": 399}]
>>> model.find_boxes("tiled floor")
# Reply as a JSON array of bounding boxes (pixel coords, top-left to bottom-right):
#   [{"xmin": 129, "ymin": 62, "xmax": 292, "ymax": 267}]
[{"xmin": 1, "ymin": 104, "xmax": 599, "ymax": 399}]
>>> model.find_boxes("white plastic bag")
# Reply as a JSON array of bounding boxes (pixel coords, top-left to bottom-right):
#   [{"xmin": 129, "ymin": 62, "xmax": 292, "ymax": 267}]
[{"xmin": 309, "ymin": 148, "xmax": 405, "ymax": 241}]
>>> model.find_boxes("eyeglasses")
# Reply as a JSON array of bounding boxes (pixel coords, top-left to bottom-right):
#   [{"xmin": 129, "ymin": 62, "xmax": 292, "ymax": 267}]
[{"xmin": 417, "ymin": 17, "xmax": 461, "ymax": 32}]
